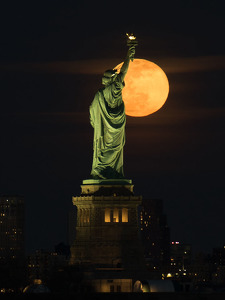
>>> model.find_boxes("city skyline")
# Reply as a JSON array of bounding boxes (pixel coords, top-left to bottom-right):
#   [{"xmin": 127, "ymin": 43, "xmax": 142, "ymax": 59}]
[{"xmin": 0, "ymin": 1, "xmax": 225, "ymax": 254}]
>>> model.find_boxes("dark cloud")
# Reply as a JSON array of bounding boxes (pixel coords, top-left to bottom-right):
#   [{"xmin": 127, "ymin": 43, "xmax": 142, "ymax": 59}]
[{"xmin": 2, "ymin": 55, "xmax": 224, "ymax": 75}]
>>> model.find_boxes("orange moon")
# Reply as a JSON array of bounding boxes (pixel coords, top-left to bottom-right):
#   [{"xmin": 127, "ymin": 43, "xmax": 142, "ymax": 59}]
[{"xmin": 115, "ymin": 59, "xmax": 169, "ymax": 117}]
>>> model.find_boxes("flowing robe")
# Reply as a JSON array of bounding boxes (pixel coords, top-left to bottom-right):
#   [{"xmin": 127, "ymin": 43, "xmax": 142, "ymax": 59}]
[{"xmin": 90, "ymin": 74, "xmax": 126, "ymax": 179}]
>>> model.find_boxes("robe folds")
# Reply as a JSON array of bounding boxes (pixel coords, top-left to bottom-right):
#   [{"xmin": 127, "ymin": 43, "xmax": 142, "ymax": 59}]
[{"xmin": 90, "ymin": 74, "xmax": 126, "ymax": 179}]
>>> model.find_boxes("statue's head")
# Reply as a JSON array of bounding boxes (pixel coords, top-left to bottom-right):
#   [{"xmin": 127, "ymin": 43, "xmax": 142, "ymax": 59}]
[{"xmin": 102, "ymin": 69, "xmax": 118, "ymax": 86}]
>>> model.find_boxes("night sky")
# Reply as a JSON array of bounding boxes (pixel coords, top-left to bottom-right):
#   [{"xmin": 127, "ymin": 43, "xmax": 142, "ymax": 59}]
[{"xmin": 0, "ymin": 1, "xmax": 225, "ymax": 254}]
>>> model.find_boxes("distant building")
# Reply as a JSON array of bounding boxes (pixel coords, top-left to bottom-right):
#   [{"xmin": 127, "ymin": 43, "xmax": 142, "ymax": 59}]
[
  {"xmin": 0, "ymin": 195, "xmax": 25, "ymax": 264},
  {"xmin": 211, "ymin": 245, "xmax": 225, "ymax": 285},
  {"xmin": 139, "ymin": 199, "xmax": 170, "ymax": 272},
  {"xmin": 169, "ymin": 242, "xmax": 192, "ymax": 276},
  {"xmin": 27, "ymin": 249, "xmax": 68, "ymax": 283},
  {"xmin": 212, "ymin": 245, "xmax": 225, "ymax": 266}
]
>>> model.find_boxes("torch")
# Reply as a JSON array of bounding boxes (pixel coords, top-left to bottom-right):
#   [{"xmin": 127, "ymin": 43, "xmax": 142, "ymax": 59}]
[{"xmin": 126, "ymin": 33, "xmax": 138, "ymax": 62}]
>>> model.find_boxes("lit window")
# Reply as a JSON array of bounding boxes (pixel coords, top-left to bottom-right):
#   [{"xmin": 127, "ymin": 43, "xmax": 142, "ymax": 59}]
[
  {"xmin": 122, "ymin": 208, "xmax": 128, "ymax": 222},
  {"xmin": 105, "ymin": 208, "xmax": 111, "ymax": 223},
  {"xmin": 113, "ymin": 208, "xmax": 119, "ymax": 222}
]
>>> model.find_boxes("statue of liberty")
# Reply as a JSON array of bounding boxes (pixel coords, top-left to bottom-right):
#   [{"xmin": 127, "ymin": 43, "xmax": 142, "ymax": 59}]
[{"xmin": 90, "ymin": 39, "xmax": 136, "ymax": 179}]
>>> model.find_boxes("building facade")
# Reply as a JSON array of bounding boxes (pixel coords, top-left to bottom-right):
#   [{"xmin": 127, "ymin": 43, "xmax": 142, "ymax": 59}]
[{"xmin": 0, "ymin": 195, "xmax": 25, "ymax": 264}]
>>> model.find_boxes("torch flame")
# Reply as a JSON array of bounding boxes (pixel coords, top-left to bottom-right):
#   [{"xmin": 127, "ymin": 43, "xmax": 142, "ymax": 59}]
[{"xmin": 126, "ymin": 33, "xmax": 136, "ymax": 40}]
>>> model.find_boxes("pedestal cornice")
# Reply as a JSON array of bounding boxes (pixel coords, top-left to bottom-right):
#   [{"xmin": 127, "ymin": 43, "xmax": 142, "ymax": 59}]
[
  {"xmin": 81, "ymin": 179, "xmax": 134, "ymax": 196},
  {"xmin": 72, "ymin": 195, "xmax": 142, "ymax": 206}
]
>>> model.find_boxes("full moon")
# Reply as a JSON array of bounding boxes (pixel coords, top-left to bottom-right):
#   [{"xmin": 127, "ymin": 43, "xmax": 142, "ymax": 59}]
[{"xmin": 115, "ymin": 59, "xmax": 169, "ymax": 117}]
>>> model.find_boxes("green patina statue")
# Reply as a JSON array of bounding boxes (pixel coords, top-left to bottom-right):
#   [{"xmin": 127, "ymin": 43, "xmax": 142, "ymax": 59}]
[{"xmin": 90, "ymin": 41, "xmax": 136, "ymax": 179}]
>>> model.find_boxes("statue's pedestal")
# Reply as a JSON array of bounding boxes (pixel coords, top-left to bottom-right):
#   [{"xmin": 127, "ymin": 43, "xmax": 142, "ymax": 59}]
[{"xmin": 70, "ymin": 179, "xmax": 147, "ymax": 292}]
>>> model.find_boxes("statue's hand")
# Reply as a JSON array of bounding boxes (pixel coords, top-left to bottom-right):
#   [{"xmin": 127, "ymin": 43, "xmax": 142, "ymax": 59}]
[{"xmin": 128, "ymin": 45, "xmax": 135, "ymax": 60}]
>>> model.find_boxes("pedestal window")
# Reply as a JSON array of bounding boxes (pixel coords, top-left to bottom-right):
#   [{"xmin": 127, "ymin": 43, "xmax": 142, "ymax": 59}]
[
  {"xmin": 122, "ymin": 208, "xmax": 128, "ymax": 222},
  {"xmin": 105, "ymin": 208, "xmax": 111, "ymax": 222},
  {"xmin": 113, "ymin": 208, "xmax": 119, "ymax": 222}
]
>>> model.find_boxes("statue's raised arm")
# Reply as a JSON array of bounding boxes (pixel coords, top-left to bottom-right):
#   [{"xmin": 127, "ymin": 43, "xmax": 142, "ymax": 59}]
[{"xmin": 120, "ymin": 45, "xmax": 136, "ymax": 82}]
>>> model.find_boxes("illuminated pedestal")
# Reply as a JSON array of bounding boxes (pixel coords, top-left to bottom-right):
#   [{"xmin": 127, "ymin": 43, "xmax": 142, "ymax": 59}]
[{"xmin": 70, "ymin": 179, "xmax": 146, "ymax": 291}]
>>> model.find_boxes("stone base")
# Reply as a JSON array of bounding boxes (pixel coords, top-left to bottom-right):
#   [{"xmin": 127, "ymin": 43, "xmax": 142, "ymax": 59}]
[
  {"xmin": 82, "ymin": 178, "xmax": 132, "ymax": 185},
  {"xmin": 81, "ymin": 179, "xmax": 134, "ymax": 196}
]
